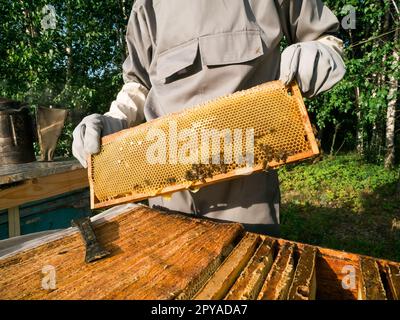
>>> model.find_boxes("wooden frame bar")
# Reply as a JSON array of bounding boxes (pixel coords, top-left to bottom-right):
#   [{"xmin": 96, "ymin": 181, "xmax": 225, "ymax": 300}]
[
  {"xmin": 358, "ymin": 257, "xmax": 387, "ymax": 300},
  {"xmin": 225, "ymin": 238, "xmax": 276, "ymax": 300},
  {"xmin": 386, "ymin": 265, "xmax": 400, "ymax": 300},
  {"xmin": 288, "ymin": 246, "xmax": 317, "ymax": 300},
  {"xmin": 194, "ymin": 233, "xmax": 260, "ymax": 300},
  {"xmin": 257, "ymin": 243, "xmax": 296, "ymax": 300}
]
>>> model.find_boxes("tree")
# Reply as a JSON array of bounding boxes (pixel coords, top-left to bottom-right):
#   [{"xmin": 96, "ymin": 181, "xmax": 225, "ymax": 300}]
[
  {"xmin": 0, "ymin": 0, "xmax": 134, "ymax": 156},
  {"xmin": 385, "ymin": 17, "xmax": 399, "ymax": 169},
  {"xmin": 308, "ymin": 0, "xmax": 399, "ymax": 167}
]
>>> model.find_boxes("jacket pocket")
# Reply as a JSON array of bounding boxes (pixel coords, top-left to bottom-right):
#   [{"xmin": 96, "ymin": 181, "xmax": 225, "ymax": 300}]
[
  {"xmin": 199, "ymin": 30, "xmax": 264, "ymax": 66},
  {"xmin": 155, "ymin": 30, "xmax": 264, "ymax": 82},
  {"xmin": 156, "ymin": 40, "xmax": 199, "ymax": 81}
]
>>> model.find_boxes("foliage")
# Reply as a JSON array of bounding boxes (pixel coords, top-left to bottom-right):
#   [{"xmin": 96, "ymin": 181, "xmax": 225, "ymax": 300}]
[
  {"xmin": 0, "ymin": 0, "xmax": 134, "ymax": 157},
  {"xmin": 307, "ymin": 0, "xmax": 399, "ymax": 164},
  {"xmin": 1, "ymin": 0, "xmax": 398, "ymax": 162},
  {"xmin": 279, "ymin": 154, "xmax": 400, "ymax": 261}
]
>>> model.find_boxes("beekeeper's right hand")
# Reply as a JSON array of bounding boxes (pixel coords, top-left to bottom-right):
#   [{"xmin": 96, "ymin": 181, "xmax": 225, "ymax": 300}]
[{"xmin": 72, "ymin": 82, "xmax": 148, "ymax": 168}]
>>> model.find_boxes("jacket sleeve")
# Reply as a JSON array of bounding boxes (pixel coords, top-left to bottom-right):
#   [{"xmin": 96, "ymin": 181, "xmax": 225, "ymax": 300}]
[
  {"xmin": 275, "ymin": 0, "xmax": 341, "ymax": 44},
  {"xmin": 276, "ymin": 0, "xmax": 346, "ymax": 98},
  {"xmin": 122, "ymin": 3, "xmax": 154, "ymax": 89},
  {"xmin": 105, "ymin": 3, "xmax": 155, "ymax": 127}
]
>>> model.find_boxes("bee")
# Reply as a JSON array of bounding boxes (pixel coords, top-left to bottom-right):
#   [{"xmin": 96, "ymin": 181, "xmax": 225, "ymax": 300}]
[
  {"xmin": 185, "ymin": 170, "xmax": 197, "ymax": 181},
  {"xmin": 266, "ymin": 150, "xmax": 275, "ymax": 162},
  {"xmin": 279, "ymin": 150, "xmax": 289, "ymax": 163},
  {"xmin": 144, "ymin": 179, "xmax": 151, "ymax": 186},
  {"xmin": 166, "ymin": 177, "xmax": 177, "ymax": 184},
  {"xmin": 184, "ymin": 171, "xmax": 193, "ymax": 181},
  {"xmin": 312, "ymin": 124, "xmax": 318, "ymax": 136},
  {"xmin": 220, "ymin": 164, "xmax": 228, "ymax": 174},
  {"xmin": 258, "ymin": 142, "xmax": 266, "ymax": 149},
  {"xmin": 210, "ymin": 163, "xmax": 219, "ymax": 173},
  {"xmin": 205, "ymin": 167, "xmax": 213, "ymax": 178},
  {"xmin": 262, "ymin": 159, "xmax": 270, "ymax": 172},
  {"xmin": 198, "ymin": 175, "xmax": 207, "ymax": 184}
]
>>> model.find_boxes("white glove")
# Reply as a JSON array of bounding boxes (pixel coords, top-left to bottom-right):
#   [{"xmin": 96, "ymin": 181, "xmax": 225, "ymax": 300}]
[
  {"xmin": 280, "ymin": 35, "xmax": 346, "ymax": 98},
  {"xmin": 72, "ymin": 82, "xmax": 148, "ymax": 168},
  {"xmin": 72, "ymin": 114, "xmax": 127, "ymax": 167}
]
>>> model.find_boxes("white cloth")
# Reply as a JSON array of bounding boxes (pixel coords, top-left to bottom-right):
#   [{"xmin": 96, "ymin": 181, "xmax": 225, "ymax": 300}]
[
  {"xmin": 72, "ymin": 82, "xmax": 148, "ymax": 167},
  {"xmin": 105, "ymin": 82, "xmax": 148, "ymax": 127}
]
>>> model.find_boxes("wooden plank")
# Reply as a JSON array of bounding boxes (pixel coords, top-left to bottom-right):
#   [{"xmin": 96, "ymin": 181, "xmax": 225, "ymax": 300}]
[
  {"xmin": 358, "ymin": 257, "xmax": 387, "ymax": 300},
  {"xmin": 258, "ymin": 243, "xmax": 295, "ymax": 300},
  {"xmin": 0, "ymin": 206, "xmax": 243, "ymax": 300},
  {"xmin": 225, "ymin": 238, "xmax": 275, "ymax": 300},
  {"xmin": 194, "ymin": 233, "xmax": 260, "ymax": 300},
  {"xmin": 288, "ymin": 246, "xmax": 317, "ymax": 300},
  {"xmin": 386, "ymin": 264, "xmax": 400, "ymax": 300},
  {"xmin": 0, "ymin": 169, "xmax": 88, "ymax": 210},
  {"xmin": 7, "ymin": 206, "xmax": 20, "ymax": 238},
  {"xmin": 0, "ymin": 160, "xmax": 83, "ymax": 185}
]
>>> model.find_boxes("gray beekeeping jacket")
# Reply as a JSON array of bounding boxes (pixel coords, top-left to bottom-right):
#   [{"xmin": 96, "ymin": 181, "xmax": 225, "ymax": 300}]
[{"xmin": 121, "ymin": 0, "xmax": 341, "ymax": 236}]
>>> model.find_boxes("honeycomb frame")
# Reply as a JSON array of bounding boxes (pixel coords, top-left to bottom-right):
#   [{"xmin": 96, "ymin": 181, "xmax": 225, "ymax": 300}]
[{"xmin": 88, "ymin": 81, "xmax": 319, "ymax": 209}]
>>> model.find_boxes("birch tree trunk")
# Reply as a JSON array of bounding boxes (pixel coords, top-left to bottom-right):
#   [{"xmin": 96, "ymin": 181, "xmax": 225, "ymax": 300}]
[
  {"xmin": 384, "ymin": 26, "xmax": 399, "ymax": 169},
  {"xmin": 355, "ymin": 86, "xmax": 364, "ymax": 155},
  {"xmin": 65, "ymin": 0, "xmax": 73, "ymax": 87}
]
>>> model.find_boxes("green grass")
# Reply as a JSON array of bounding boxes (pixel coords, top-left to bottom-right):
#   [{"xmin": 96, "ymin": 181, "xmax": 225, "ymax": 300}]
[{"xmin": 278, "ymin": 153, "xmax": 400, "ymax": 262}]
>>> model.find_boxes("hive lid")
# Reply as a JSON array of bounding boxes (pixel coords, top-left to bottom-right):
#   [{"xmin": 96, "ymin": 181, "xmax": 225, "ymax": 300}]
[{"xmin": 0, "ymin": 98, "xmax": 28, "ymax": 112}]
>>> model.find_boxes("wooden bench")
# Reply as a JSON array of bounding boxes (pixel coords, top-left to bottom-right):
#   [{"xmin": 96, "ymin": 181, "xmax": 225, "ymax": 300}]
[{"xmin": 0, "ymin": 160, "xmax": 88, "ymax": 238}]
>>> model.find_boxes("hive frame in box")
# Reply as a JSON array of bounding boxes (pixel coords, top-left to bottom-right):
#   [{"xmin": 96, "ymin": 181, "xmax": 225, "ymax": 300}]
[
  {"xmin": 1, "ymin": 205, "xmax": 400, "ymax": 300},
  {"xmin": 88, "ymin": 81, "xmax": 319, "ymax": 209}
]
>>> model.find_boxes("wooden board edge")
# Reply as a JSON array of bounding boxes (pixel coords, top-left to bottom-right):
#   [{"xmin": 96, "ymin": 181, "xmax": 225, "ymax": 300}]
[
  {"xmin": 257, "ymin": 243, "xmax": 295, "ymax": 300},
  {"xmin": 288, "ymin": 245, "xmax": 317, "ymax": 300},
  {"xmin": 193, "ymin": 233, "xmax": 261, "ymax": 300},
  {"xmin": 291, "ymin": 82, "xmax": 320, "ymax": 156},
  {"xmin": 386, "ymin": 265, "xmax": 400, "ymax": 300},
  {"xmin": 358, "ymin": 257, "xmax": 387, "ymax": 300},
  {"xmin": 175, "ymin": 240, "xmax": 240, "ymax": 300},
  {"xmin": 0, "ymin": 169, "xmax": 89, "ymax": 210},
  {"xmin": 87, "ymin": 155, "xmax": 98, "ymax": 209},
  {"xmin": 225, "ymin": 238, "xmax": 276, "ymax": 300}
]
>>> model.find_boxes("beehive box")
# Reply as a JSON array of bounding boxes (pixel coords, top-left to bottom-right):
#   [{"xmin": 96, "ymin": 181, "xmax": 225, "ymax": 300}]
[
  {"xmin": 89, "ymin": 81, "xmax": 319, "ymax": 209},
  {"xmin": 0, "ymin": 205, "xmax": 399, "ymax": 300}
]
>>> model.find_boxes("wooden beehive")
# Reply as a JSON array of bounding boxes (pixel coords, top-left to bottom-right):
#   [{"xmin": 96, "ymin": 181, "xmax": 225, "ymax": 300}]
[
  {"xmin": 0, "ymin": 205, "xmax": 398, "ymax": 300},
  {"xmin": 89, "ymin": 81, "xmax": 319, "ymax": 209}
]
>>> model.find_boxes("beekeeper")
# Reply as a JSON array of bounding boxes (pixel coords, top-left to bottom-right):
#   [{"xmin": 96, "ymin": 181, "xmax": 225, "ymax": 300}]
[{"xmin": 72, "ymin": 0, "xmax": 345, "ymax": 236}]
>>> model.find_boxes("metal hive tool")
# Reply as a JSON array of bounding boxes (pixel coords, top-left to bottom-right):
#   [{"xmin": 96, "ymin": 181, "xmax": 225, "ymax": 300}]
[{"xmin": 89, "ymin": 80, "xmax": 319, "ymax": 209}]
